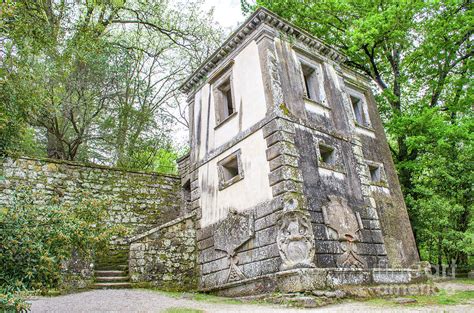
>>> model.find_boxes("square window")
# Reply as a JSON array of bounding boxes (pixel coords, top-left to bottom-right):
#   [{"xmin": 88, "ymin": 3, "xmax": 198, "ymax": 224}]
[
  {"xmin": 214, "ymin": 76, "xmax": 235, "ymax": 125},
  {"xmin": 218, "ymin": 150, "xmax": 244, "ymax": 190},
  {"xmin": 319, "ymin": 144, "xmax": 335, "ymax": 165},
  {"xmin": 221, "ymin": 156, "xmax": 239, "ymax": 181},
  {"xmin": 350, "ymin": 95, "xmax": 366, "ymax": 126},
  {"xmin": 368, "ymin": 164, "xmax": 381, "ymax": 182},
  {"xmin": 366, "ymin": 161, "xmax": 386, "ymax": 185},
  {"xmin": 300, "ymin": 60, "xmax": 325, "ymax": 103}
]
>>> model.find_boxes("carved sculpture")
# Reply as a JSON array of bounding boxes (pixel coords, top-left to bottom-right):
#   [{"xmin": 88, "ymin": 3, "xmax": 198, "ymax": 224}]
[
  {"xmin": 322, "ymin": 195, "xmax": 367, "ymax": 269},
  {"xmin": 277, "ymin": 209, "xmax": 316, "ymax": 270},
  {"xmin": 214, "ymin": 209, "xmax": 254, "ymax": 282},
  {"xmin": 267, "ymin": 49, "xmax": 284, "ymax": 106}
]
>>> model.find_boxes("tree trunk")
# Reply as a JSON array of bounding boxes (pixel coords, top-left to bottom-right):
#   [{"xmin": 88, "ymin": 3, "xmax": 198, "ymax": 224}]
[
  {"xmin": 46, "ymin": 130, "xmax": 65, "ymax": 159},
  {"xmin": 437, "ymin": 233, "xmax": 443, "ymax": 270},
  {"xmin": 457, "ymin": 208, "xmax": 470, "ymax": 267}
]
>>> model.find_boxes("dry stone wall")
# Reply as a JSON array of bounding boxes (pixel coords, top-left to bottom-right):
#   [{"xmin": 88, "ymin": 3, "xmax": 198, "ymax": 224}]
[
  {"xmin": 0, "ymin": 157, "xmax": 198, "ymax": 290},
  {"xmin": 129, "ymin": 214, "xmax": 197, "ymax": 291},
  {"xmin": 0, "ymin": 157, "xmax": 182, "ymax": 242}
]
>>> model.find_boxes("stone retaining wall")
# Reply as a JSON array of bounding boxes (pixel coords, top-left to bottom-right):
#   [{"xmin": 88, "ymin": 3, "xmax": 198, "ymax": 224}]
[
  {"xmin": 129, "ymin": 214, "xmax": 197, "ymax": 291},
  {"xmin": 0, "ymin": 157, "xmax": 182, "ymax": 241},
  {"xmin": 0, "ymin": 157, "xmax": 193, "ymax": 290}
]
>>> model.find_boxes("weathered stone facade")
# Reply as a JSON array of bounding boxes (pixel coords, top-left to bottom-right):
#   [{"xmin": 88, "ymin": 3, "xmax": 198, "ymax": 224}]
[
  {"xmin": 129, "ymin": 213, "xmax": 197, "ymax": 290},
  {"xmin": 201, "ymin": 267, "xmax": 433, "ymax": 297},
  {"xmin": 1, "ymin": 8, "xmax": 429, "ymax": 298},
  {"xmin": 179, "ymin": 7, "xmax": 423, "ymax": 295}
]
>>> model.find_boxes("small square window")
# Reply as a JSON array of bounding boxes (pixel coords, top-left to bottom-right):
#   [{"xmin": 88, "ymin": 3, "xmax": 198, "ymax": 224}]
[
  {"xmin": 218, "ymin": 150, "xmax": 244, "ymax": 190},
  {"xmin": 214, "ymin": 76, "xmax": 236, "ymax": 125},
  {"xmin": 319, "ymin": 144, "xmax": 335, "ymax": 165},
  {"xmin": 221, "ymin": 156, "xmax": 239, "ymax": 181},
  {"xmin": 368, "ymin": 164, "xmax": 381, "ymax": 183},
  {"xmin": 300, "ymin": 60, "xmax": 325, "ymax": 103},
  {"xmin": 366, "ymin": 161, "xmax": 388, "ymax": 187},
  {"xmin": 350, "ymin": 95, "xmax": 366, "ymax": 126}
]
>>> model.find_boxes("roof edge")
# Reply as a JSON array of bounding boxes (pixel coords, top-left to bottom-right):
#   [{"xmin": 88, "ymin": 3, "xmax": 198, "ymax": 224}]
[{"xmin": 180, "ymin": 7, "xmax": 346, "ymax": 94}]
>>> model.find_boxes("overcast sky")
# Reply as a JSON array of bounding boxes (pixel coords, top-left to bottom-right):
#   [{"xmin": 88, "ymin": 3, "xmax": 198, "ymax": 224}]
[{"xmin": 202, "ymin": 0, "xmax": 246, "ymax": 29}]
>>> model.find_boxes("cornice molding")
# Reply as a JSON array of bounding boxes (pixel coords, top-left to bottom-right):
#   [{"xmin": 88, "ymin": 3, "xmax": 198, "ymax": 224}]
[{"xmin": 180, "ymin": 7, "xmax": 346, "ymax": 94}]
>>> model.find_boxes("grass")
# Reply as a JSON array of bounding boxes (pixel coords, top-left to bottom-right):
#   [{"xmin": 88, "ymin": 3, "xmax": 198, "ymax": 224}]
[
  {"xmin": 162, "ymin": 308, "xmax": 204, "ymax": 313},
  {"xmin": 366, "ymin": 289, "xmax": 474, "ymax": 307},
  {"xmin": 191, "ymin": 293, "xmax": 244, "ymax": 304},
  {"xmin": 451, "ymin": 278, "xmax": 474, "ymax": 285}
]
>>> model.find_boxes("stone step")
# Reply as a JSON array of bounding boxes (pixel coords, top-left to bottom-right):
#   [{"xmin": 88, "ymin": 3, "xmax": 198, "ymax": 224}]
[
  {"xmin": 95, "ymin": 264, "xmax": 128, "ymax": 271},
  {"xmin": 95, "ymin": 276, "xmax": 130, "ymax": 283},
  {"xmin": 95, "ymin": 270, "xmax": 127, "ymax": 277},
  {"xmin": 93, "ymin": 282, "xmax": 132, "ymax": 289}
]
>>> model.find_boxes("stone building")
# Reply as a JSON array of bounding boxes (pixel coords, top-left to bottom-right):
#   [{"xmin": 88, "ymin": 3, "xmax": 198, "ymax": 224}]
[
  {"xmin": 178, "ymin": 7, "xmax": 424, "ymax": 295},
  {"xmin": 1, "ymin": 7, "xmax": 431, "ymax": 297}
]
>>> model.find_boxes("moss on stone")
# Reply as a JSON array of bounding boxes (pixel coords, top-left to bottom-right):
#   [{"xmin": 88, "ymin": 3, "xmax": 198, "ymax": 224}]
[{"xmin": 279, "ymin": 103, "xmax": 291, "ymax": 116}]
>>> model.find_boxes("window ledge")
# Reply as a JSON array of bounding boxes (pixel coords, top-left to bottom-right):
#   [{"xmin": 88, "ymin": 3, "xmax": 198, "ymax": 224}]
[
  {"xmin": 214, "ymin": 111, "xmax": 238, "ymax": 130},
  {"xmin": 369, "ymin": 180, "xmax": 388, "ymax": 188},
  {"xmin": 303, "ymin": 97, "xmax": 331, "ymax": 110},
  {"xmin": 354, "ymin": 121, "xmax": 374, "ymax": 132},
  {"xmin": 369, "ymin": 184, "xmax": 391, "ymax": 194},
  {"xmin": 218, "ymin": 174, "xmax": 244, "ymax": 190},
  {"xmin": 319, "ymin": 162, "xmax": 345, "ymax": 174}
]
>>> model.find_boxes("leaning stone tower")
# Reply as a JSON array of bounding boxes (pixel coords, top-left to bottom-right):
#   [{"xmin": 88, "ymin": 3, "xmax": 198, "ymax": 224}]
[{"xmin": 179, "ymin": 7, "xmax": 425, "ymax": 296}]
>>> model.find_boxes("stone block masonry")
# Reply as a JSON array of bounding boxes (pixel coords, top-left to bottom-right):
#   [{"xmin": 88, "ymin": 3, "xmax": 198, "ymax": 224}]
[
  {"xmin": 0, "ymin": 157, "xmax": 198, "ymax": 290},
  {"xmin": 129, "ymin": 213, "xmax": 197, "ymax": 290},
  {"xmin": 180, "ymin": 7, "xmax": 422, "ymax": 296},
  {"xmin": 0, "ymin": 157, "xmax": 182, "ymax": 245}
]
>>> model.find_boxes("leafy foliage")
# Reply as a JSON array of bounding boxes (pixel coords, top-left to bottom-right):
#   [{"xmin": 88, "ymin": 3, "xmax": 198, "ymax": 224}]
[
  {"xmin": 0, "ymin": 0, "xmax": 223, "ymax": 169},
  {"xmin": 0, "ymin": 291, "xmax": 31, "ymax": 312},
  {"xmin": 0, "ymin": 193, "xmax": 126, "ymax": 292}
]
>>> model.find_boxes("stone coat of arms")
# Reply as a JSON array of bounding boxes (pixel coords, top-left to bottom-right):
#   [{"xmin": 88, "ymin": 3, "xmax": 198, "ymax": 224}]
[
  {"xmin": 322, "ymin": 195, "xmax": 367, "ymax": 269},
  {"xmin": 213, "ymin": 209, "xmax": 254, "ymax": 282},
  {"xmin": 277, "ymin": 209, "xmax": 316, "ymax": 271}
]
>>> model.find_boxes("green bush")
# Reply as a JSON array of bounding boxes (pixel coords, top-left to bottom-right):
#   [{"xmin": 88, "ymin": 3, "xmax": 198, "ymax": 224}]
[
  {"xmin": 0, "ymin": 193, "xmax": 126, "ymax": 292},
  {"xmin": 0, "ymin": 291, "xmax": 31, "ymax": 312}
]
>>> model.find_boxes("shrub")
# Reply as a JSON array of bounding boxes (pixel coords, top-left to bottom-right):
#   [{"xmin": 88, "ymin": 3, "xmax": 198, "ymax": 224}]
[
  {"xmin": 0, "ymin": 291, "xmax": 31, "ymax": 312},
  {"xmin": 0, "ymin": 192, "xmax": 127, "ymax": 292}
]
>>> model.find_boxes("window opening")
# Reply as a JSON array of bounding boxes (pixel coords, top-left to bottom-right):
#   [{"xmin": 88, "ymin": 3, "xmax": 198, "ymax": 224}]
[{"xmin": 319, "ymin": 144, "xmax": 335, "ymax": 165}]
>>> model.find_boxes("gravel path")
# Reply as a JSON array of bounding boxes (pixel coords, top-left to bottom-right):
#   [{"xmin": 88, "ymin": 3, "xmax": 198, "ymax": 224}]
[{"xmin": 29, "ymin": 288, "xmax": 473, "ymax": 313}]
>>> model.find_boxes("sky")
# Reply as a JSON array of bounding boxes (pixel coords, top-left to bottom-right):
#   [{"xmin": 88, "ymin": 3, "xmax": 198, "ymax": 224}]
[{"xmin": 202, "ymin": 0, "xmax": 247, "ymax": 29}]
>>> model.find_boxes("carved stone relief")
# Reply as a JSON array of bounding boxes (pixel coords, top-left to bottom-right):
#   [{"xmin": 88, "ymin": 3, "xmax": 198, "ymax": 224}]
[
  {"xmin": 277, "ymin": 209, "xmax": 316, "ymax": 271},
  {"xmin": 214, "ymin": 209, "xmax": 254, "ymax": 282},
  {"xmin": 267, "ymin": 49, "xmax": 284, "ymax": 106},
  {"xmin": 322, "ymin": 195, "xmax": 367, "ymax": 269}
]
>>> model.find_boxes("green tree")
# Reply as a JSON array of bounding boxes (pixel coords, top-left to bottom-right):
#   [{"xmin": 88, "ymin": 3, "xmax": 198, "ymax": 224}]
[
  {"xmin": 247, "ymin": 0, "xmax": 473, "ymax": 267},
  {"xmin": 0, "ymin": 1, "xmax": 38, "ymax": 157},
  {"xmin": 0, "ymin": 0, "xmax": 222, "ymax": 166}
]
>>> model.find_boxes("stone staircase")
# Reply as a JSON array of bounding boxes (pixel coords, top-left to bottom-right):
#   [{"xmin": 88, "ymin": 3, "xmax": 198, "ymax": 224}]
[
  {"xmin": 93, "ymin": 264, "xmax": 131, "ymax": 289},
  {"xmin": 93, "ymin": 248, "xmax": 132, "ymax": 289}
]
